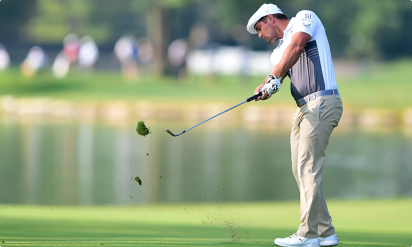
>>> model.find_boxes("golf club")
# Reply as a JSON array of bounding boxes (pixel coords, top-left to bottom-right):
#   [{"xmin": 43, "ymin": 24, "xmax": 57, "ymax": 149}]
[{"xmin": 165, "ymin": 92, "xmax": 263, "ymax": 137}]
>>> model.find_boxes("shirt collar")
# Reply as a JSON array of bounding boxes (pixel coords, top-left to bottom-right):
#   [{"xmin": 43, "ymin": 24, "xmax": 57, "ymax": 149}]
[
  {"xmin": 285, "ymin": 17, "xmax": 295, "ymax": 32},
  {"xmin": 278, "ymin": 17, "xmax": 295, "ymax": 43}
]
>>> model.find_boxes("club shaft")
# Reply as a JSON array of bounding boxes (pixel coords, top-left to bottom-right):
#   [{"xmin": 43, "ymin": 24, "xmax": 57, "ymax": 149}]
[
  {"xmin": 166, "ymin": 92, "xmax": 262, "ymax": 136},
  {"xmin": 183, "ymin": 100, "xmax": 248, "ymax": 133}
]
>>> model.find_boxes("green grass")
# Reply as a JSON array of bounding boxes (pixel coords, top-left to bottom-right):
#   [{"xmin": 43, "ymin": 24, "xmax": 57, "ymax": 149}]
[
  {"xmin": 1, "ymin": 199, "xmax": 411, "ymax": 246},
  {"xmin": 0, "ymin": 59, "xmax": 412, "ymax": 111},
  {"xmin": 0, "ymin": 68, "xmax": 263, "ymax": 103},
  {"xmin": 337, "ymin": 60, "xmax": 412, "ymax": 112}
]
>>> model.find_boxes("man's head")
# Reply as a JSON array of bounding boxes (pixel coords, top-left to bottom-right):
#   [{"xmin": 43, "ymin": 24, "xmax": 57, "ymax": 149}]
[{"xmin": 246, "ymin": 4, "xmax": 288, "ymax": 43}]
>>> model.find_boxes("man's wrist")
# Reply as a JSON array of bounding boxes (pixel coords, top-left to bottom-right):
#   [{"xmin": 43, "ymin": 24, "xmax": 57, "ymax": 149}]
[{"xmin": 269, "ymin": 74, "xmax": 281, "ymax": 80}]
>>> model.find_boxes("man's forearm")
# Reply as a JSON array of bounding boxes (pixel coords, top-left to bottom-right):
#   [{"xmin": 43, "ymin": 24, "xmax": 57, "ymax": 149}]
[
  {"xmin": 270, "ymin": 32, "xmax": 311, "ymax": 81},
  {"xmin": 270, "ymin": 43, "xmax": 303, "ymax": 80}
]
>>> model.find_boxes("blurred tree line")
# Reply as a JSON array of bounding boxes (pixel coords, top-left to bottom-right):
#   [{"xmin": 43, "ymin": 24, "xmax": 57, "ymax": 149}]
[{"xmin": 0, "ymin": 0, "xmax": 411, "ymax": 75}]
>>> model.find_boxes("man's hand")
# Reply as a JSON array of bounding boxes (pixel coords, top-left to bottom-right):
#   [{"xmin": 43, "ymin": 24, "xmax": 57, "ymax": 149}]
[
  {"xmin": 254, "ymin": 74, "xmax": 281, "ymax": 101},
  {"xmin": 254, "ymin": 77, "xmax": 270, "ymax": 101},
  {"xmin": 262, "ymin": 74, "xmax": 282, "ymax": 95}
]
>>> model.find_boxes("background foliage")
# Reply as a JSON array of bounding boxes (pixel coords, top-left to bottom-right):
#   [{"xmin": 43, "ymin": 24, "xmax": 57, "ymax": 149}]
[{"xmin": 1, "ymin": 0, "xmax": 411, "ymax": 61}]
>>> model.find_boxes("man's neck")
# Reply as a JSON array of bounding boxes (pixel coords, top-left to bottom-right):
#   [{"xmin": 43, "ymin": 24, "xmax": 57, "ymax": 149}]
[
  {"xmin": 279, "ymin": 19, "xmax": 290, "ymax": 31},
  {"xmin": 278, "ymin": 19, "xmax": 290, "ymax": 37}
]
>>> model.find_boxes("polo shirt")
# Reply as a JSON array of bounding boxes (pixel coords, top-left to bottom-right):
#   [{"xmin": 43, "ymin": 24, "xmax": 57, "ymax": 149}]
[{"xmin": 270, "ymin": 10, "xmax": 338, "ymax": 101}]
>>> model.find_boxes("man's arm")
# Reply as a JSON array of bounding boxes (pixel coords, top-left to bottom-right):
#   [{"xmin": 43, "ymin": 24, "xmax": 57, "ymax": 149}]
[
  {"xmin": 271, "ymin": 32, "xmax": 311, "ymax": 79},
  {"xmin": 255, "ymin": 32, "xmax": 311, "ymax": 101}
]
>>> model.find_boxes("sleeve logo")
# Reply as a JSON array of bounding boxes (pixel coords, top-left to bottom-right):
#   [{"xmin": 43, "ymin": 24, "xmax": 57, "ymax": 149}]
[{"xmin": 302, "ymin": 13, "xmax": 313, "ymax": 26}]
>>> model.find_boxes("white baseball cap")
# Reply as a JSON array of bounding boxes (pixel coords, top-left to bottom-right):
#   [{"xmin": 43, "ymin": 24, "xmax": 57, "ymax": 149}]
[{"xmin": 246, "ymin": 3, "xmax": 283, "ymax": 34}]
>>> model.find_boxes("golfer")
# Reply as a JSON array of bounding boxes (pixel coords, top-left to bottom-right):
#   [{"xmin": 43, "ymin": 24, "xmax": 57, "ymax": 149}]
[{"xmin": 247, "ymin": 4, "xmax": 343, "ymax": 247}]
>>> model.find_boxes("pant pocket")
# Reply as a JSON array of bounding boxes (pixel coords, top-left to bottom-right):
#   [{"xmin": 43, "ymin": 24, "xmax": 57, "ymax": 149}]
[{"xmin": 318, "ymin": 99, "xmax": 327, "ymax": 121}]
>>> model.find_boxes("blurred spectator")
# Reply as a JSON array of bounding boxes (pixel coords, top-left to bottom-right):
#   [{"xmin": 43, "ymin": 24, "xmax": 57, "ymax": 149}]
[
  {"xmin": 63, "ymin": 33, "xmax": 80, "ymax": 63},
  {"xmin": 0, "ymin": 44, "xmax": 10, "ymax": 71},
  {"xmin": 231, "ymin": 24, "xmax": 250, "ymax": 45},
  {"xmin": 52, "ymin": 51, "xmax": 71, "ymax": 79},
  {"xmin": 114, "ymin": 35, "xmax": 139, "ymax": 81},
  {"xmin": 189, "ymin": 24, "xmax": 209, "ymax": 49},
  {"xmin": 167, "ymin": 39, "xmax": 188, "ymax": 79},
  {"xmin": 78, "ymin": 36, "xmax": 99, "ymax": 70},
  {"xmin": 114, "ymin": 36, "xmax": 136, "ymax": 64},
  {"xmin": 136, "ymin": 37, "xmax": 153, "ymax": 73},
  {"xmin": 20, "ymin": 46, "xmax": 47, "ymax": 78}
]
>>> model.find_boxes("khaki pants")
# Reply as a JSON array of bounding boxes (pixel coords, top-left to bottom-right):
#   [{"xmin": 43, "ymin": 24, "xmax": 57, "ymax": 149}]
[{"xmin": 291, "ymin": 94, "xmax": 343, "ymax": 239}]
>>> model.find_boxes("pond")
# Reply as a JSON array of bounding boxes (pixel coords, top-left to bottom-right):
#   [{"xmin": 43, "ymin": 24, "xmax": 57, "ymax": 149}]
[{"xmin": 0, "ymin": 117, "xmax": 411, "ymax": 205}]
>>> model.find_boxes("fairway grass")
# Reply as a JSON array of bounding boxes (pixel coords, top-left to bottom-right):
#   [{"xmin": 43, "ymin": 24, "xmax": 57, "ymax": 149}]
[
  {"xmin": 0, "ymin": 199, "xmax": 411, "ymax": 246},
  {"xmin": 1, "ymin": 59, "xmax": 412, "ymax": 112}
]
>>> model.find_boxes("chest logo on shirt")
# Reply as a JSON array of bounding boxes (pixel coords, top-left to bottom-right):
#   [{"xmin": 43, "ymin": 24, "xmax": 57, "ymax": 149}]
[{"xmin": 302, "ymin": 13, "xmax": 313, "ymax": 26}]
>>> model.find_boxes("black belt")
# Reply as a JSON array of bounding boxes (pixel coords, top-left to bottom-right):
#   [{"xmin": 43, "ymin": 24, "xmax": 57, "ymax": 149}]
[{"xmin": 296, "ymin": 89, "xmax": 339, "ymax": 107}]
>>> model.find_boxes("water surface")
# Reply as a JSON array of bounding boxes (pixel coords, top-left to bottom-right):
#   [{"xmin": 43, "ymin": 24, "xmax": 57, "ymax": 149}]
[{"xmin": 0, "ymin": 117, "xmax": 411, "ymax": 205}]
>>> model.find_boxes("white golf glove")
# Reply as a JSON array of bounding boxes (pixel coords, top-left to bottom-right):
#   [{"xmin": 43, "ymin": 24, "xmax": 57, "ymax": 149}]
[{"xmin": 261, "ymin": 74, "xmax": 281, "ymax": 95}]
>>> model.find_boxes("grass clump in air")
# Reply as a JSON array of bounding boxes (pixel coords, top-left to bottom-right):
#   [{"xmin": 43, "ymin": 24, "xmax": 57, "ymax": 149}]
[
  {"xmin": 136, "ymin": 121, "xmax": 150, "ymax": 137},
  {"xmin": 134, "ymin": 176, "xmax": 142, "ymax": 186}
]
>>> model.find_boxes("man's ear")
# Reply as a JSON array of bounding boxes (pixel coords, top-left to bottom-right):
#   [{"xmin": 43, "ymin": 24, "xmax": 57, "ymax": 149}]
[{"xmin": 268, "ymin": 14, "xmax": 275, "ymax": 23}]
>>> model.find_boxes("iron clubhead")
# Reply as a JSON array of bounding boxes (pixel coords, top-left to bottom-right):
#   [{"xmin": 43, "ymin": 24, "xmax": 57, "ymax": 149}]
[{"xmin": 165, "ymin": 128, "xmax": 185, "ymax": 137}]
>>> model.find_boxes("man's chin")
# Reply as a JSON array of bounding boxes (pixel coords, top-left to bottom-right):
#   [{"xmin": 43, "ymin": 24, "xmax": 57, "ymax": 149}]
[{"xmin": 267, "ymin": 38, "xmax": 280, "ymax": 44}]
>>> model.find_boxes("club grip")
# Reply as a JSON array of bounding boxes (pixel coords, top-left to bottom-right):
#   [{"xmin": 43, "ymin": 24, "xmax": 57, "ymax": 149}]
[{"xmin": 246, "ymin": 92, "xmax": 262, "ymax": 102}]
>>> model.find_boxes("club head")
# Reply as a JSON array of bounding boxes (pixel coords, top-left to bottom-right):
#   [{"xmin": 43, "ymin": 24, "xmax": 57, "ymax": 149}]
[
  {"xmin": 165, "ymin": 128, "xmax": 185, "ymax": 137},
  {"xmin": 165, "ymin": 128, "xmax": 176, "ymax": 136}
]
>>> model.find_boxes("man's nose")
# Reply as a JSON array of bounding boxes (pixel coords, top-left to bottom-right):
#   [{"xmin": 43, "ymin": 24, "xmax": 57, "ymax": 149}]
[{"xmin": 258, "ymin": 32, "xmax": 262, "ymax": 38}]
